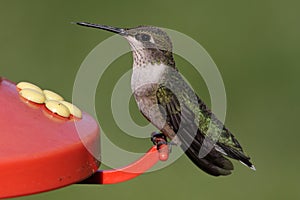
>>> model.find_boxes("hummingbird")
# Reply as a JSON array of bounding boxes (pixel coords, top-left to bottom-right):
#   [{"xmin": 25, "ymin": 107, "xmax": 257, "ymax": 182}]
[{"xmin": 76, "ymin": 22, "xmax": 255, "ymax": 176}]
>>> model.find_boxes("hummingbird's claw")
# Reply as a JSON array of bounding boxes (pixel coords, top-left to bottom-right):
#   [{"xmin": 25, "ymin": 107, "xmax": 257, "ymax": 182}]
[{"xmin": 151, "ymin": 132, "xmax": 167, "ymax": 147}]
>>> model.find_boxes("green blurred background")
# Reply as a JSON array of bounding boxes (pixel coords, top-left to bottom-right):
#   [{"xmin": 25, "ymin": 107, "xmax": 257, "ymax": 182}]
[{"xmin": 1, "ymin": 0, "xmax": 299, "ymax": 199}]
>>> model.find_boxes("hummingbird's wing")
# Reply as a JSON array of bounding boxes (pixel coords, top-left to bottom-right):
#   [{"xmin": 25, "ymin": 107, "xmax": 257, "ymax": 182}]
[
  {"xmin": 156, "ymin": 85, "xmax": 234, "ymax": 176},
  {"xmin": 156, "ymin": 82, "xmax": 254, "ymax": 176}
]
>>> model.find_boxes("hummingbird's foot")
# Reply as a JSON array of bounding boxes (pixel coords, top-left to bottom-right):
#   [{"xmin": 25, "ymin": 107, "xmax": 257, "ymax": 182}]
[
  {"xmin": 151, "ymin": 132, "xmax": 172, "ymax": 161},
  {"xmin": 151, "ymin": 132, "xmax": 167, "ymax": 147},
  {"xmin": 151, "ymin": 132, "xmax": 176, "ymax": 150}
]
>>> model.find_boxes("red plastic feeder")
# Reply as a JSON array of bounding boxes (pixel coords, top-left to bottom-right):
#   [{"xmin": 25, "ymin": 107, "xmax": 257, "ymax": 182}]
[{"xmin": 0, "ymin": 78, "xmax": 168, "ymax": 198}]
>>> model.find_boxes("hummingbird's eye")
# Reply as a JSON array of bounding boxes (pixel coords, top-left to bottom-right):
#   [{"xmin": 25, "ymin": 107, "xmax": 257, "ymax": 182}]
[
  {"xmin": 141, "ymin": 34, "xmax": 150, "ymax": 41},
  {"xmin": 136, "ymin": 33, "xmax": 151, "ymax": 42}
]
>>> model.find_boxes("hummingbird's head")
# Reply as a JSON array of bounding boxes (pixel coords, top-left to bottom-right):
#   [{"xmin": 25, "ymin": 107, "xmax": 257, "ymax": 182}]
[
  {"xmin": 76, "ymin": 22, "xmax": 175, "ymax": 67},
  {"xmin": 123, "ymin": 26, "xmax": 173, "ymax": 52}
]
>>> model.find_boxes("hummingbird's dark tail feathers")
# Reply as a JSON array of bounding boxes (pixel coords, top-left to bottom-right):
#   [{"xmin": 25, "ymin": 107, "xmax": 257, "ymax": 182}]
[
  {"xmin": 179, "ymin": 127, "xmax": 256, "ymax": 175},
  {"xmin": 181, "ymin": 142, "xmax": 233, "ymax": 176},
  {"xmin": 217, "ymin": 143, "xmax": 256, "ymax": 170},
  {"xmin": 177, "ymin": 119, "xmax": 234, "ymax": 176}
]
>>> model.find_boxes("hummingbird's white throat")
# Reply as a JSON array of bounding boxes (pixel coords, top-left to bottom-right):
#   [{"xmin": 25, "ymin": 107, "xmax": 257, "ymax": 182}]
[
  {"xmin": 127, "ymin": 35, "xmax": 169, "ymax": 95},
  {"xmin": 131, "ymin": 63, "xmax": 168, "ymax": 93}
]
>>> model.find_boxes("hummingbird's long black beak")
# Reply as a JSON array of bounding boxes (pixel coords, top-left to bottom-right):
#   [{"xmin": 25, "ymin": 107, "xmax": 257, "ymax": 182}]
[{"xmin": 75, "ymin": 22, "xmax": 126, "ymax": 35}]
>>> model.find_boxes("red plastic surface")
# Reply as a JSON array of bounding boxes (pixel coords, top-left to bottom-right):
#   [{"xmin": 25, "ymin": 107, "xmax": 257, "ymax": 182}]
[
  {"xmin": 0, "ymin": 78, "xmax": 101, "ymax": 198},
  {"xmin": 80, "ymin": 144, "xmax": 169, "ymax": 184}
]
